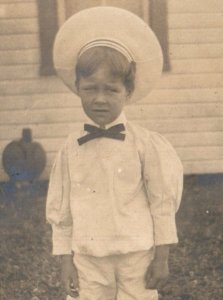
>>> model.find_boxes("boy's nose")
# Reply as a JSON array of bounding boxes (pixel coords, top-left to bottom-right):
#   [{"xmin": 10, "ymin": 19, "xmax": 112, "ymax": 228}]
[{"xmin": 94, "ymin": 92, "xmax": 107, "ymax": 104}]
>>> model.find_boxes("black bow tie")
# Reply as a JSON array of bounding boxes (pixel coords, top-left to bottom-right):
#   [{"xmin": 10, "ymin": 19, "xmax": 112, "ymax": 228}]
[{"xmin": 77, "ymin": 123, "xmax": 126, "ymax": 145}]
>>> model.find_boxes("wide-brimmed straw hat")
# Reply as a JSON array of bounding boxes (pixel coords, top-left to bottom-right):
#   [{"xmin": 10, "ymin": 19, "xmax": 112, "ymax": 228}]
[{"xmin": 53, "ymin": 6, "xmax": 163, "ymax": 103}]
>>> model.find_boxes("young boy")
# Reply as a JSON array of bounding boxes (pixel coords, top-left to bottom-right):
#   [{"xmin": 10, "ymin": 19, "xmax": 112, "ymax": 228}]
[{"xmin": 46, "ymin": 7, "xmax": 183, "ymax": 300}]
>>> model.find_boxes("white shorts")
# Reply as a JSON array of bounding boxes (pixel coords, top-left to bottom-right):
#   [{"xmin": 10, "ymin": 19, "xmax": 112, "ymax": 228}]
[{"xmin": 67, "ymin": 249, "xmax": 158, "ymax": 300}]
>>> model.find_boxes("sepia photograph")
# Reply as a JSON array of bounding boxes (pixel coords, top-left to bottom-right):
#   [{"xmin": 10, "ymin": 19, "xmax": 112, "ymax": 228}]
[{"xmin": 0, "ymin": 1, "xmax": 223, "ymax": 299}]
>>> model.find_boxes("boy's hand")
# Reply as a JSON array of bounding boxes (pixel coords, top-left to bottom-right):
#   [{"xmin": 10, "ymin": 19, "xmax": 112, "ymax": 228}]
[
  {"xmin": 61, "ymin": 255, "xmax": 79, "ymax": 298},
  {"xmin": 145, "ymin": 258, "xmax": 169, "ymax": 289},
  {"xmin": 145, "ymin": 244, "xmax": 170, "ymax": 289}
]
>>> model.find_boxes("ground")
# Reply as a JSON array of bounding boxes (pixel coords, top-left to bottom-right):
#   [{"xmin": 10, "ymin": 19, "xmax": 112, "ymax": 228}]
[{"xmin": 0, "ymin": 175, "xmax": 223, "ymax": 300}]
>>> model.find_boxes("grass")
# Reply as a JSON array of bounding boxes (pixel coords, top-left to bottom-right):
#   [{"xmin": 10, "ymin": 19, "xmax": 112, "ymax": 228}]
[{"xmin": 0, "ymin": 175, "xmax": 223, "ymax": 300}]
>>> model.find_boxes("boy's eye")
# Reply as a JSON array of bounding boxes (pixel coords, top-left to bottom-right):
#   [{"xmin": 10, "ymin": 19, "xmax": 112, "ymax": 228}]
[
  {"xmin": 82, "ymin": 86, "xmax": 96, "ymax": 91},
  {"xmin": 106, "ymin": 87, "xmax": 119, "ymax": 93}
]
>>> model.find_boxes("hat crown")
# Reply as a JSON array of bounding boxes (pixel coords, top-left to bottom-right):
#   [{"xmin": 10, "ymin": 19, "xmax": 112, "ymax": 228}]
[{"xmin": 78, "ymin": 39, "xmax": 134, "ymax": 63}]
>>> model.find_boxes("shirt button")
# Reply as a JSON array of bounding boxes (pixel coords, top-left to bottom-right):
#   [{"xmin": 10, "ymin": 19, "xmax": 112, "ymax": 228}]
[
  {"xmin": 76, "ymin": 183, "xmax": 81, "ymax": 187},
  {"xmin": 118, "ymin": 168, "xmax": 123, "ymax": 173}
]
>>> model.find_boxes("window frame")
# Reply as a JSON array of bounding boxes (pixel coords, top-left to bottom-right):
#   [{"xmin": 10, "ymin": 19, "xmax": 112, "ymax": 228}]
[{"xmin": 56, "ymin": 0, "xmax": 150, "ymax": 26}]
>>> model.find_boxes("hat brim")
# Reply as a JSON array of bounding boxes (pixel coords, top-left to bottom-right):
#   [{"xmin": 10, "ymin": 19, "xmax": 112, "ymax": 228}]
[{"xmin": 53, "ymin": 7, "xmax": 163, "ymax": 103}]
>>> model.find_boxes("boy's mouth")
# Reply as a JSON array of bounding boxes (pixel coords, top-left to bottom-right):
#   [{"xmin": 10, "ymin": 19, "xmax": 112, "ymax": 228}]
[{"xmin": 93, "ymin": 109, "xmax": 109, "ymax": 113}]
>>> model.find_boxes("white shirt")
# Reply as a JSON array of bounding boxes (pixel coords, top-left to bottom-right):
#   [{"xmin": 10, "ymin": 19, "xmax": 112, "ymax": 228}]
[{"xmin": 46, "ymin": 113, "xmax": 183, "ymax": 256}]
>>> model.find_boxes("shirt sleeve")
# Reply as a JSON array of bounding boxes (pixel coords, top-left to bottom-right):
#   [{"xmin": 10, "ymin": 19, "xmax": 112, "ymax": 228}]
[
  {"xmin": 46, "ymin": 142, "xmax": 73, "ymax": 255},
  {"xmin": 143, "ymin": 132, "xmax": 183, "ymax": 246}
]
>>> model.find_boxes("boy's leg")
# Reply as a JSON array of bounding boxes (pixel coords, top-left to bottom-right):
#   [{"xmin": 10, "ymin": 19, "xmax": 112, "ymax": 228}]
[
  {"xmin": 116, "ymin": 250, "xmax": 158, "ymax": 300},
  {"xmin": 73, "ymin": 254, "xmax": 116, "ymax": 300}
]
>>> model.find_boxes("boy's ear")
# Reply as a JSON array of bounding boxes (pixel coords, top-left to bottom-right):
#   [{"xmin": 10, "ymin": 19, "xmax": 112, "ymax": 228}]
[
  {"xmin": 126, "ymin": 88, "xmax": 133, "ymax": 99},
  {"xmin": 75, "ymin": 80, "xmax": 80, "ymax": 93}
]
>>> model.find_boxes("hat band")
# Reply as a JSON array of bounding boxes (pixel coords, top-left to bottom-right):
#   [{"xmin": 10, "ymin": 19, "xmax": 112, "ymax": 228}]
[{"xmin": 78, "ymin": 39, "xmax": 134, "ymax": 62}]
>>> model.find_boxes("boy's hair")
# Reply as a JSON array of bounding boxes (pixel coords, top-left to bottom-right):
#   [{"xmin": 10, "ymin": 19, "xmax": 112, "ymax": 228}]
[{"xmin": 75, "ymin": 46, "xmax": 136, "ymax": 94}]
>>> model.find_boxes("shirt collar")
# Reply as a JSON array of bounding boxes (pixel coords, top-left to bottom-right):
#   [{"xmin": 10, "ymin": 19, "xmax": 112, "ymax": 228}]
[{"xmin": 84, "ymin": 112, "xmax": 127, "ymax": 130}]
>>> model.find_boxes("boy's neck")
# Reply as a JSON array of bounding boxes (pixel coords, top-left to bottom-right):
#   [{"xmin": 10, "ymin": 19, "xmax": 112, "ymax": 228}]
[{"xmin": 86, "ymin": 112, "xmax": 127, "ymax": 129}]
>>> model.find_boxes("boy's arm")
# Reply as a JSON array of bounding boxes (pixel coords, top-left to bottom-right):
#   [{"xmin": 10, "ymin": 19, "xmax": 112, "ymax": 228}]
[
  {"xmin": 154, "ymin": 244, "xmax": 169, "ymax": 262},
  {"xmin": 51, "ymin": 224, "xmax": 73, "ymax": 255},
  {"xmin": 143, "ymin": 132, "xmax": 183, "ymax": 288},
  {"xmin": 60, "ymin": 254, "xmax": 79, "ymax": 298},
  {"xmin": 144, "ymin": 132, "xmax": 183, "ymax": 246},
  {"xmin": 46, "ymin": 145, "xmax": 79, "ymax": 297},
  {"xmin": 145, "ymin": 244, "xmax": 170, "ymax": 289},
  {"xmin": 46, "ymin": 144, "xmax": 73, "ymax": 255}
]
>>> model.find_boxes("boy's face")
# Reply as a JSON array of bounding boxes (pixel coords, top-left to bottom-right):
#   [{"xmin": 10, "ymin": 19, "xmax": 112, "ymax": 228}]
[{"xmin": 77, "ymin": 64, "xmax": 130, "ymax": 126}]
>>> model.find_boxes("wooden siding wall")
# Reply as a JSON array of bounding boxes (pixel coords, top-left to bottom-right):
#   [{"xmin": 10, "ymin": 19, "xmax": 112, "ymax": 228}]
[{"xmin": 0, "ymin": 0, "xmax": 223, "ymax": 180}]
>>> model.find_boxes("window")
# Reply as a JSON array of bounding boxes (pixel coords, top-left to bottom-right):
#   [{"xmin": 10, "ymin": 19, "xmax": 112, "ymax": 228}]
[{"xmin": 38, "ymin": 0, "xmax": 169, "ymax": 75}]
